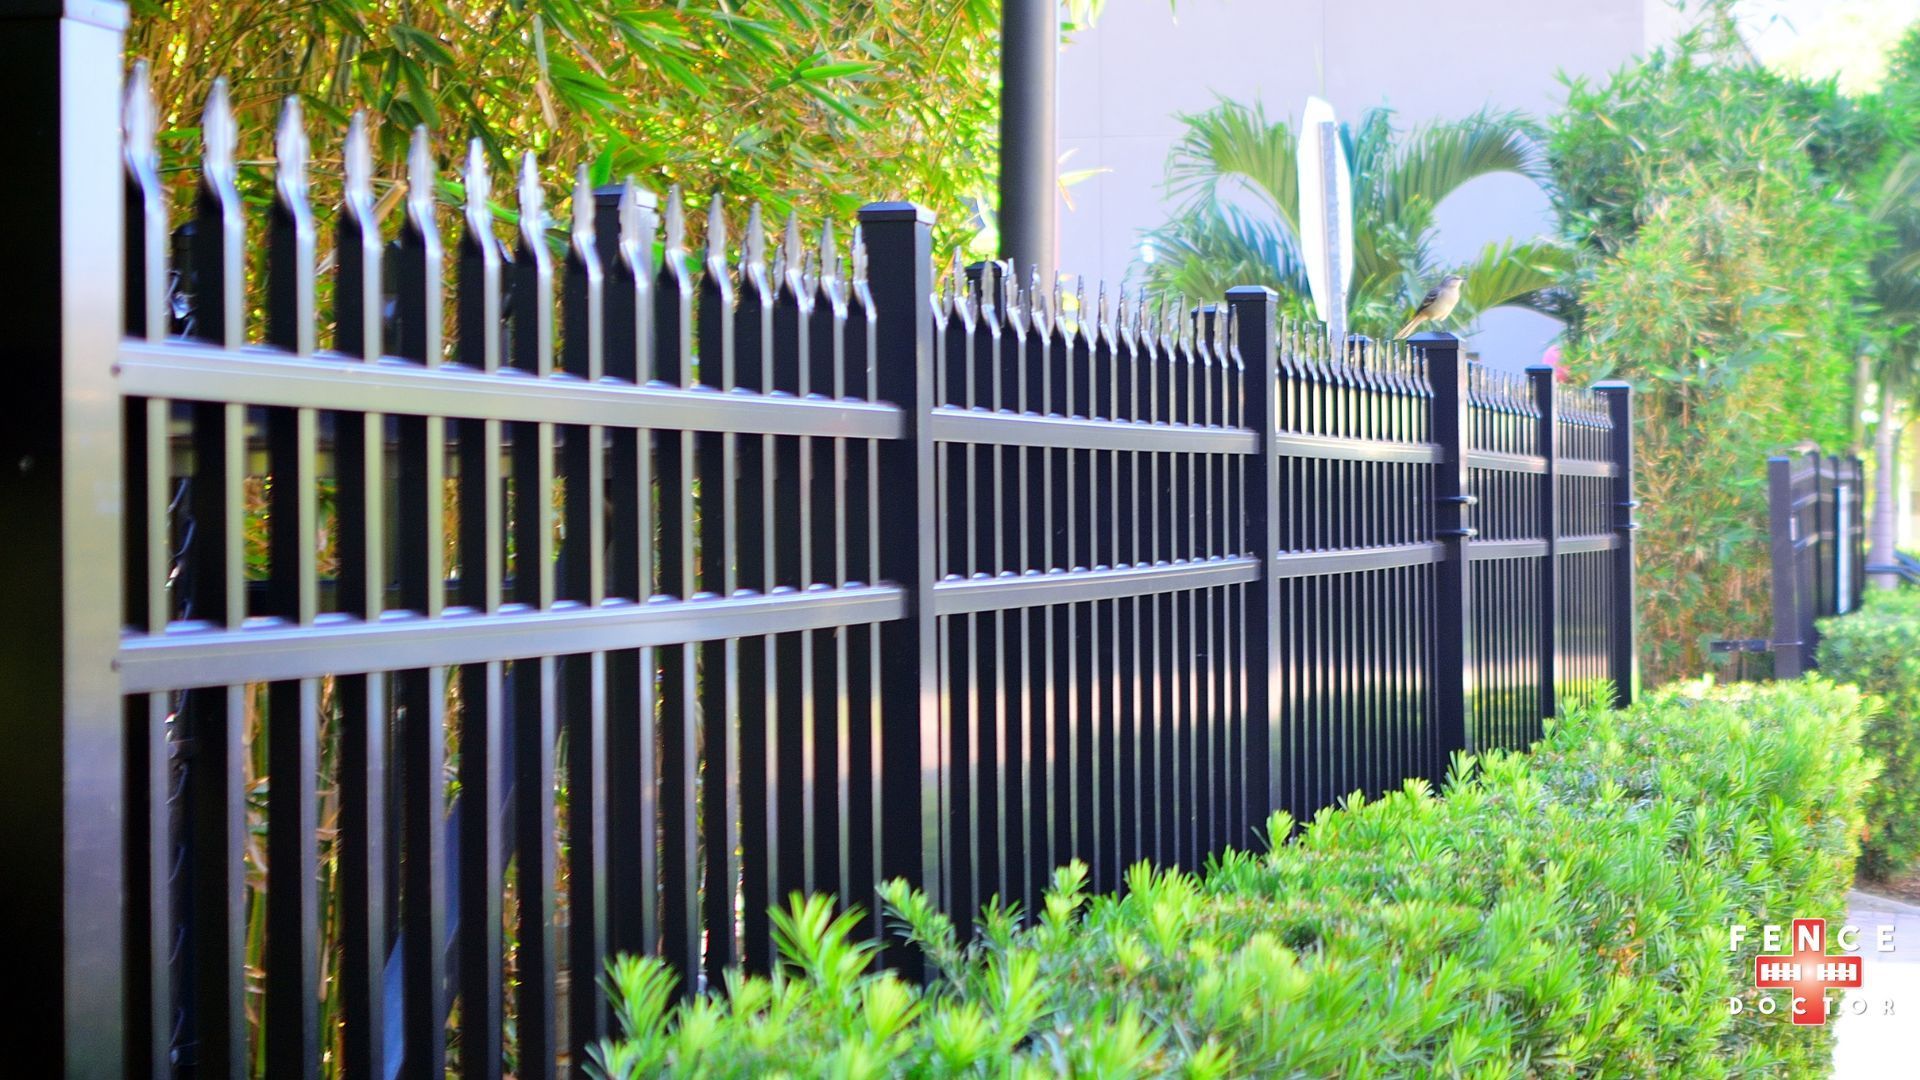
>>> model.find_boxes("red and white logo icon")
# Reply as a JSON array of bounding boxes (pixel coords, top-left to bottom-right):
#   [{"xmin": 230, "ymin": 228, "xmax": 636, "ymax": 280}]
[{"xmin": 1753, "ymin": 918, "xmax": 1864, "ymax": 1025}]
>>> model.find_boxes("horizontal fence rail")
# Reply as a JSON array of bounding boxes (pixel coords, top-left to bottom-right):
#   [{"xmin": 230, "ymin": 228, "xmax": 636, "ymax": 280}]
[{"xmin": 8, "ymin": 37, "xmax": 1637, "ymax": 1078}]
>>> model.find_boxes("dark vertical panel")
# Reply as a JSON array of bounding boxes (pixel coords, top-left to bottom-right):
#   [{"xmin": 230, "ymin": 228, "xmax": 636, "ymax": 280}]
[
  {"xmin": 563, "ymin": 172, "xmax": 613, "ymax": 1065},
  {"xmin": 392, "ymin": 128, "xmax": 450, "ymax": 1080},
  {"xmin": 332, "ymin": 114, "xmax": 387, "ymax": 1080},
  {"xmin": 1419, "ymin": 332, "xmax": 1473, "ymax": 776},
  {"xmin": 736, "ymin": 216, "xmax": 778, "ymax": 972},
  {"xmin": 509, "ymin": 155, "xmax": 559, "ymax": 1078},
  {"xmin": 180, "ymin": 81, "xmax": 248, "ymax": 1077},
  {"xmin": 770, "ymin": 214, "xmax": 810, "ymax": 915},
  {"xmin": 1531, "ymin": 367, "xmax": 1559, "ymax": 721},
  {"xmin": 654, "ymin": 190, "xmax": 702, "ymax": 988},
  {"xmin": 859, "ymin": 203, "xmax": 941, "ymax": 973},
  {"xmin": 696, "ymin": 200, "xmax": 741, "ymax": 984},
  {"xmin": 1230, "ymin": 288, "xmax": 1281, "ymax": 834},
  {"xmin": 262, "ymin": 96, "xmax": 323, "ymax": 1080},
  {"xmin": 593, "ymin": 182, "xmax": 659, "ymax": 972},
  {"xmin": 452, "ymin": 143, "xmax": 508, "ymax": 1080}
]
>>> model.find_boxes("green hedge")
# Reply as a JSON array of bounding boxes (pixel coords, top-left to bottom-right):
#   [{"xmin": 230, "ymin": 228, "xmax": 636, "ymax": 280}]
[
  {"xmin": 590, "ymin": 682, "xmax": 1871, "ymax": 1078},
  {"xmin": 1819, "ymin": 588, "xmax": 1920, "ymax": 879}
]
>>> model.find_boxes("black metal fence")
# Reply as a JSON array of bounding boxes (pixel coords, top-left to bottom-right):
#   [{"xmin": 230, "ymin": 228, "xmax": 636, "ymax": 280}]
[
  {"xmin": 1763, "ymin": 450, "xmax": 1866, "ymax": 676},
  {"xmin": 3, "ymin": 27, "xmax": 1637, "ymax": 1080}
]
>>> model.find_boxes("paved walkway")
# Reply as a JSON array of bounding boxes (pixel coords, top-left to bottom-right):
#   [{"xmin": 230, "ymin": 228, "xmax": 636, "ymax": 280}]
[{"xmin": 1832, "ymin": 889, "xmax": 1920, "ymax": 1078}]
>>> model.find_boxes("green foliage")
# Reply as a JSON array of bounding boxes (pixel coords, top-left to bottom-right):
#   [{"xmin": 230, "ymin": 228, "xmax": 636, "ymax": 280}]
[
  {"xmin": 592, "ymin": 681, "xmax": 1872, "ymax": 1077},
  {"xmin": 128, "ymin": 0, "xmax": 1015, "ymax": 255},
  {"xmin": 1138, "ymin": 101, "xmax": 1571, "ymax": 336},
  {"xmin": 1819, "ymin": 589, "xmax": 1920, "ymax": 879},
  {"xmin": 1549, "ymin": 21, "xmax": 1883, "ymax": 683}
]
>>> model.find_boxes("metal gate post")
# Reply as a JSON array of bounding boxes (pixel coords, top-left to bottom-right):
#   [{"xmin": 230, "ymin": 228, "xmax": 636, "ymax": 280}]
[
  {"xmin": 1416, "ymin": 331, "xmax": 1473, "ymax": 776},
  {"xmin": 0, "ymin": 2, "xmax": 129, "ymax": 1074},
  {"xmin": 859, "ymin": 202, "xmax": 941, "ymax": 974}
]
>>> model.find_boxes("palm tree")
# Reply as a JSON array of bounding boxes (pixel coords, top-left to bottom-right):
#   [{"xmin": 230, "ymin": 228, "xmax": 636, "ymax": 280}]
[
  {"xmin": 1136, "ymin": 100, "xmax": 1571, "ymax": 338},
  {"xmin": 1863, "ymin": 151, "xmax": 1920, "ymax": 586}
]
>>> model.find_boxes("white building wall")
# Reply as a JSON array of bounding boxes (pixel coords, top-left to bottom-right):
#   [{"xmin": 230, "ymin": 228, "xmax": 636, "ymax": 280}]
[{"xmin": 1056, "ymin": 0, "xmax": 1684, "ymax": 368}]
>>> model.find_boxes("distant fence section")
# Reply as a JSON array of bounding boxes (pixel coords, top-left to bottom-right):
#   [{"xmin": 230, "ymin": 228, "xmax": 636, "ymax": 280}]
[
  {"xmin": 1759, "ymin": 450, "xmax": 1866, "ymax": 676},
  {"xmin": 6, "ymin": 30, "xmax": 1637, "ymax": 1080}
]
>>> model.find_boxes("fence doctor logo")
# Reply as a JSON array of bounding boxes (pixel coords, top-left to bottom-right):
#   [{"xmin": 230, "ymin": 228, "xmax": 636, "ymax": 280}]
[{"xmin": 1728, "ymin": 918, "xmax": 1896, "ymax": 1024}]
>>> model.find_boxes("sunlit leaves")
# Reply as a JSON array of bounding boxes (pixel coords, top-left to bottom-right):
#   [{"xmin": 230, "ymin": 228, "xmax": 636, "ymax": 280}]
[
  {"xmin": 1816, "ymin": 589, "xmax": 1920, "ymax": 878},
  {"xmin": 587, "ymin": 681, "xmax": 1870, "ymax": 1077},
  {"xmin": 128, "ymin": 0, "xmax": 1005, "ymax": 254},
  {"xmin": 1550, "ymin": 18, "xmax": 1880, "ymax": 682}
]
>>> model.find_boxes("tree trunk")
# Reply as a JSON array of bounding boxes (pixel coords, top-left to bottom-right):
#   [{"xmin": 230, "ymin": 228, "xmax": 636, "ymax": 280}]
[{"xmin": 1870, "ymin": 391, "xmax": 1902, "ymax": 589}]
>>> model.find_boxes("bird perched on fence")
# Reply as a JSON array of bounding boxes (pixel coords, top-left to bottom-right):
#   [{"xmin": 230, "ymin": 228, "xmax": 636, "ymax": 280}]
[{"xmin": 1395, "ymin": 274, "xmax": 1465, "ymax": 338}]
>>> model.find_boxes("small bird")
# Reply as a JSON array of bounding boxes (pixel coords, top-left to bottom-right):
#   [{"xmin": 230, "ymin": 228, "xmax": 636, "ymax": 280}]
[{"xmin": 1396, "ymin": 274, "xmax": 1466, "ymax": 338}]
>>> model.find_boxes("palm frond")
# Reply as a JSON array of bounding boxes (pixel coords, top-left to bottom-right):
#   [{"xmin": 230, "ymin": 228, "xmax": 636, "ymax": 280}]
[
  {"xmin": 1380, "ymin": 110, "xmax": 1547, "ymax": 234},
  {"xmin": 1136, "ymin": 208, "xmax": 1310, "ymax": 308},
  {"xmin": 1163, "ymin": 99, "xmax": 1301, "ymax": 242},
  {"xmin": 1455, "ymin": 239, "xmax": 1575, "ymax": 315}
]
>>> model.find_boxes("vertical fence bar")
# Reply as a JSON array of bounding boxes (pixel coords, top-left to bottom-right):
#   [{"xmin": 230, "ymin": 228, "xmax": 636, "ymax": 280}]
[
  {"xmin": 1529, "ymin": 366, "xmax": 1559, "ymax": 717},
  {"xmin": 120, "ymin": 60, "xmax": 172, "ymax": 1079},
  {"xmin": 858, "ymin": 202, "xmax": 940, "ymax": 973},
  {"xmin": 1418, "ymin": 332, "xmax": 1473, "ymax": 773},
  {"xmin": 263, "ymin": 97, "xmax": 322, "ymax": 1080},
  {"xmin": 0, "ymin": 4, "xmax": 126, "ymax": 1073},
  {"xmin": 655, "ymin": 189, "xmax": 702, "ymax": 990},
  {"xmin": 594, "ymin": 181, "xmax": 659, "ymax": 970},
  {"xmin": 334, "ymin": 112, "xmax": 389, "ymax": 1080},
  {"xmin": 563, "ymin": 170, "xmax": 613, "ymax": 1065},
  {"xmin": 393, "ymin": 127, "xmax": 450, "ymax": 1080},
  {"xmin": 1595, "ymin": 382, "xmax": 1636, "ymax": 703},
  {"xmin": 456, "ymin": 141, "xmax": 507, "ymax": 1080},
  {"xmin": 696, "ymin": 199, "xmax": 742, "ymax": 985},
  {"xmin": 183, "ymin": 80, "xmax": 250, "ymax": 1079},
  {"xmin": 509, "ymin": 156, "xmax": 560, "ymax": 1078},
  {"xmin": 1228, "ymin": 287, "xmax": 1281, "ymax": 827}
]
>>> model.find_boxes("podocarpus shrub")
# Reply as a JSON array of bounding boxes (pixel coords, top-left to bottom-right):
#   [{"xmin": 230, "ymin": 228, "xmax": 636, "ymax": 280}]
[
  {"xmin": 1819, "ymin": 588, "xmax": 1920, "ymax": 879},
  {"xmin": 591, "ymin": 681, "xmax": 1872, "ymax": 1078}
]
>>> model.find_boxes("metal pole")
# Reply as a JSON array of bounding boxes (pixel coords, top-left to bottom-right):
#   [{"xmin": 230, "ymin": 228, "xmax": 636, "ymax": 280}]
[
  {"xmin": 1419, "ymin": 332, "xmax": 1475, "ymax": 777},
  {"xmin": 1529, "ymin": 366, "xmax": 1559, "ymax": 721},
  {"xmin": 0, "ymin": 1, "xmax": 129, "ymax": 1073},
  {"xmin": 860, "ymin": 201, "xmax": 941, "ymax": 977},
  {"xmin": 1000, "ymin": 0, "xmax": 1056, "ymax": 287},
  {"xmin": 1228, "ymin": 286, "xmax": 1282, "ymax": 826},
  {"xmin": 1767, "ymin": 455, "xmax": 1803, "ymax": 678}
]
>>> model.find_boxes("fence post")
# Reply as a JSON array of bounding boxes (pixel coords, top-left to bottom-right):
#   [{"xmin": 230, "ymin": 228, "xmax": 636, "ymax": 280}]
[
  {"xmin": 857, "ymin": 202, "xmax": 940, "ymax": 971},
  {"xmin": 1227, "ymin": 287, "xmax": 1281, "ymax": 828},
  {"xmin": 1766, "ymin": 456, "xmax": 1805, "ymax": 677},
  {"xmin": 1833, "ymin": 453, "xmax": 1853, "ymax": 615},
  {"xmin": 1595, "ymin": 382, "xmax": 1637, "ymax": 703},
  {"xmin": 0, "ymin": 3, "xmax": 128, "ymax": 1073},
  {"xmin": 1415, "ymin": 332, "xmax": 1474, "ymax": 777},
  {"xmin": 1843, "ymin": 449, "xmax": 1858, "ymax": 611},
  {"xmin": 1528, "ymin": 366, "xmax": 1559, "ymax": 718}
]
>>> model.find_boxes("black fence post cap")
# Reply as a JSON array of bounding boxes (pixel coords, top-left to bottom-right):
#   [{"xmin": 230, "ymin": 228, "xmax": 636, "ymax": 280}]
[
  {"xmin": 857, "ymin": 202, "xmax": 935, "ymax": 224},
  {"xmin": 592, "ymin": 183, "xmax": 657, "ymax": 209}
]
